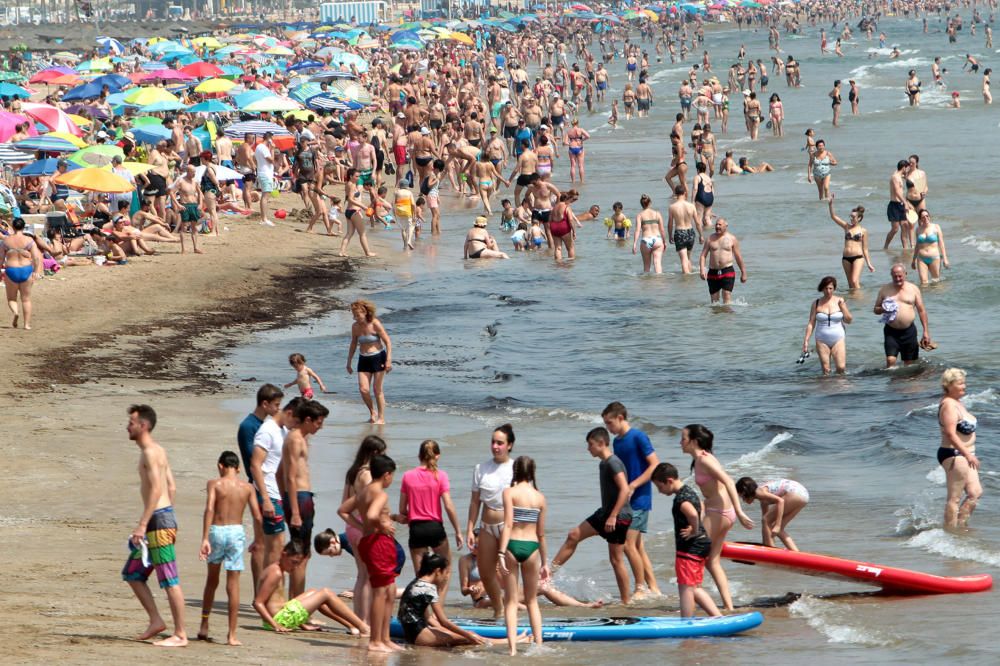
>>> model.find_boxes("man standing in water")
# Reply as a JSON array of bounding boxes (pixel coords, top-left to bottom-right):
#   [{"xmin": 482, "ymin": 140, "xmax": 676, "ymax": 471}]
[
  {"xmin": 699, "ymin": 218, "xmax": 748, "ymax": 304},
  {"xmin": 874, "ymin": 264, "xmax": 932, "ymax": 368},
  {"xmin": 601, "ymin": 402, "xmax": 662, "ymax": 599},
  {"xmin": 667, "ymin": 184, "xmax": 701, "ymax": 274},
  {"xmin": 122, "ymin": 404, "xmax": 187, "ymax": 647},
  {"xmin": 885, "ymin": 160, "xmax": 913, "ymax": 249}
]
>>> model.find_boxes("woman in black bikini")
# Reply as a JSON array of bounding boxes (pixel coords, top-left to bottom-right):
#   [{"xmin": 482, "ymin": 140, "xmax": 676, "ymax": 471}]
[
  {"xmin": 338, "ymin": 168, "xmax": 377, "ymax": 258},
  {"xmin": 937, "ymin": 368, "xmax": 982, "ymax": 529},
  {"xmin": 463, "ymin": 216, "xmax": 509, "ymax": 260},
  {"xmin": 827, "ymin": 192, "xmax": 874, "ymax": 289},
  {"xmin": 905, "ymin": 70, "xmax": 921, "ymax": 106}
]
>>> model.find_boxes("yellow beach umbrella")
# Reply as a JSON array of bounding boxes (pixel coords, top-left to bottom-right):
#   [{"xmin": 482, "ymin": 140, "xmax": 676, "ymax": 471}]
[
  {"xmin": 265, "ymin": 45, "xmax": 295, "ymax": 56},
  {"xmin": 53, "ymin": 167, "xmax": 134, "ymax": 193},
  {"xmin": 124, "ymin": 87, "xmax": 179, "ymax": 107},
  {"xmin": 103, "ymin": 161, "xmax": 155, "ymax": 176},
  {"xmin": 46, "ymin": 131, "xmax": 87, "ymax": 148},
  {"xmin": 448, "ymin": 31, "xmax": 474, "ymax": 45},
  {"xmin": 194, "ymin": 78, "xmax": 236, "ymax": 94},
  {"xmin": 192, "ymin": 36, "xmax": 223, "ymax": 49},
  {"xmin": 67, "ymin": 114, "xmax": 93, "ymax": 128}
]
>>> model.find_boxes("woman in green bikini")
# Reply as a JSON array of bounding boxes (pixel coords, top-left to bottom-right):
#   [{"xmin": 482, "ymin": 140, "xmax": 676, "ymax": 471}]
[{"xmin": 498, "ymin": 456, "xmax": 547, "ymax": 656}]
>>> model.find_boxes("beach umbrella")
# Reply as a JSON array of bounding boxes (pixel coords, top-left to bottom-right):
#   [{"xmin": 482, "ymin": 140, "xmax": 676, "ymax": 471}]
[
  {"xmin": 129, "ymin": 124, "xmax": 172, "ymax": 145},
  {"xmin": 180, "ymin": 61, "xmax": 224, "ymax": 78},
  {"xmin": 140, "ymin": 61, "xmax": 169, "ymax": 71},
  {"xmin": 223, "ymin": 120, "xmax": 291, "ymax": 138},
  {"xmin": 308, "ymin": 70, "xmax": 357, "ymax": 82},
  {"xmin": 330, "ymin": 52, "xmax": 369, "ymax": 73},
  {"xmin": 189, "ymin": 100, "xmax": 236, "ymax": 113},
  {"xmin": 140, "ymin": 100, "xmax": 188, "ymax": 113},
  {"xmin": 53, "ymin": 167, "xmax": 134, "ymax": 194},
  {"xmin": 192, "ymin": 36, "xmax": 223, "ymax": 50},
  {"xmin": 45, "ymin": 131, "xmax": 88, "ymax": 148},
  {"xmin": 289, "ymin": 82, "xmax": 324, "ymax": 103},
  {"xmin": 447, "ymin": 31, "xmax": 474, "ymax": 45},
  {"xmin": 141, "ymin": 69, "xmax": 194, "ymax": 82},
  {"xmin": 195, "ymin": 163, "xmax": 243, "ymax": 183},
  {"xmin": 65, "ymin": 104, "xmax": 109, "ymax": 120},
  {"xmin": 68, "ymin": 144, "xmax": 126, "ymax": 167},
  {"xmin": 305, "ymin": 94, "xmax": 353, "ymax": 112},
  {"xmin": 21, "ymin": 103, "xmax": 84, "ymax": 136},
  {"xmin": 18, "ymin": 157, "xmax": 81, "ymax": 176},
  {"xmin": 124, "ymin": 87, "xmax": 179, "ymax": 107},
  {"xmin": 0, "ymin": 71, "xmax": 26, "ymax": 83},
  {"xmin": 29, "ymin": 67, "xmax": 76, "ymax": 84},
  {"xmin": 48, "ymin": 73, "xmax": 83, "ymax": 86},
  {"xmin": 0, "ymin": 82, "xmax": 29, "ymax": 99},
  {"xmin": 52, "ymin": 51, "xmax": 81, "ymax": 61},
  {"xmin": 330, "ymin": 80, "xmax": 372, "ymax": 104},
  {"xmin": 102, "ymin": 161, "xmax": 154, "ymax": 176},
  {"xmin": 194, "ymin": 78, "xmax": 236, "ymax": 94},
  {"xmin": 96, "ymin": 36, "xmax": 125, "ymax": 55},
  {"xmin": 61, "ymin": 81, "xmax": 105, "ymax": 101},
  {"xmin": 287, "ymin": 60, "xmax": 325, "ymax": 72},
  {"xmin": 240, "ymin": 95, "xmax": 302, "ymax": 112},
  {"xmin": 265, "ymin": 45, "xmax": 295, "ymax": 56},
  {"xmin": 230, "ymin": 89, "xmax": 274, "ymax": 108},
  {"xmin": 0, "ymin": 111, "xmax": 36, "ymax": 142},
  {"xmin": 76, "ymin": 58, "xmax": 113, "ymax": 72},
  {"xmin": 0, "ymin": 143, "xmax": 32, "ymax": 164},
  {"xmin": 13, "ymin": 135, "xmax": 80, "ymax": 152},
  {"xmin": 67, "ymin": 114, "xmax": 93, "ymax": 128},
  {"xmin": 89, "ymin": 73, "xmax": 131, "ymax": 90}
]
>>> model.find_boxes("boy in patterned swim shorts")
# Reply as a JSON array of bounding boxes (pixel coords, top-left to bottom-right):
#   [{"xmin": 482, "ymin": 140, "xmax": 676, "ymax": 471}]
[
  {"xmin": 197, "ymin": 450, "xmax": 262, "ymax": 645},
  {"xmin": 253, "ymin": 541, "xmax": 369, "ymax": 636}
]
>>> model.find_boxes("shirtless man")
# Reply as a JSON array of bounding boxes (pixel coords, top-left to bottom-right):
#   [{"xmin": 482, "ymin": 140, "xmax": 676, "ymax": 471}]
[
  {"xmin": 667, "ymin": 184, "xmax": 702, "ymax": 274},
  {"xmin": 215, "ymin": 133, "xmax": 234, "ymax": 169},
  {"xmin": 278, "ymin": 400, "xmax": 329, "ymax": 599},
  {"xmin": 510, "ymin": 140, "xmax": 539, "ymax": 205},
  {"xmin": 885, "ymin": 160, "xmax": 913, "ymax": 249},
  {"xmin": 122, "ymin": 404, "xmax": 187, "ymax": 647},
  {"xmin": 169, "ymin": 165, "xmax": 203, "ymax": 254},
  {"xmin": 526, "ymin": 177, "xmax": 560, "ymax": 248},
  {"xmin": 873, "ymin": 264, "xmax": 932, "ymax": 368},
  {"xmin": 932, "ymin": 57, "xmax": 944, "ymax": 88},
  {"xmin": 235, "ymin": 133, "xmax": 256, "ymax": 211},
  {"xmin": 718, "ymin": 150, "xmax": 739, "ymax": 175},
  {"xmin": 699, "ymin": 218, "xmax": 747, "ymax": 304}
]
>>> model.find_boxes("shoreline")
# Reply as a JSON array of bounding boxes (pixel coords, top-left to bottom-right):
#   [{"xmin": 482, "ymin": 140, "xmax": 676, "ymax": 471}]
[{"xmin": 0, "ymin": 193, "xmax": 411, "ymax": 663}]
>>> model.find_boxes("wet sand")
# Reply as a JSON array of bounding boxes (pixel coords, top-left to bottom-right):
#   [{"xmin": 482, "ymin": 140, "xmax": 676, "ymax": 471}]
[{"xmin": 0, "ymin": 193, "xmax": 400, "ymax": 663}]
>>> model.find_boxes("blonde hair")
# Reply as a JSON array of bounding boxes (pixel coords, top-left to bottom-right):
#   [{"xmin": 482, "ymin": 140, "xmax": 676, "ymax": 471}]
[
  {"xmin": 941, "ymin": 368, "xmax": 967, "ymax": 392},
  {"xmin": 351, "ymin": 299, "xmax": 376, "ymax": 322},
  {"xmin": 419, "ymin": 439, "xmax": 441, "ymax": 475}
]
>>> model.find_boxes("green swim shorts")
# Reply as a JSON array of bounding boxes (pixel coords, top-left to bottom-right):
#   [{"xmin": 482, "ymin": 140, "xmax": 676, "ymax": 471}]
[{"xmin": 269, "ymin": 598, "xmax": 309, "ymax": 630}]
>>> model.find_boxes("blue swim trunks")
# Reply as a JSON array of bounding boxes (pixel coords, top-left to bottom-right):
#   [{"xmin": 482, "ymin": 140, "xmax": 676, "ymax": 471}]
[
  {"xmin": 207, "ymin": 524, "xmax": 247, "ymax": 571},
  {"xmin": 256, "ymin": 492, "xmax": 286, "ymax": 535},
  {"xmin": 629, "ymin": 508, "xmax": 650, "ymax": 534}
]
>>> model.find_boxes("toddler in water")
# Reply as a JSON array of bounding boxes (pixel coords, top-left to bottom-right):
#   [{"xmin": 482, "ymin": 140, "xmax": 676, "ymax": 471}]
[
  {"xmin": 609, "ymin": 99, "xmax": 619, "ymax": 128},
  {"xmin": 511, "ymin": 221, "xmax": 529, "ymax": 251},
  {"xmin": 285, "ymin": 353, "xmax": 326, "ymax": 399},
  {"xmin": 950, "ymin": 91, "xmax": 961, "ymax": 108},
  {"xmin": 374, "ymin": 185, "xmax": 394, "ymax": 230},
  {"xmin": 605, "ymin": 201, "xmax": 632, "ymax": 240},
  {"xmin": 327, "ymin": 195, "xmax": 343, "ymax": 235},
  {"xmin": 528, "ymin": 220, "xmax": 546, "ymax": 249},
  {"xmin": 499, "ymin": 199, "xmax": 515, "ymax": 232},
  {"xmin": 413, "ymin": 195, "xmax": 426, "ymax": 239}
]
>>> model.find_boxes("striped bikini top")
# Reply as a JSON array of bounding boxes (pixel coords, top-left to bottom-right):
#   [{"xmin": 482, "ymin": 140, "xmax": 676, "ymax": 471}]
[{"xmin": 512, "ymin": 506, "xmax": 540, "ymax": 523}]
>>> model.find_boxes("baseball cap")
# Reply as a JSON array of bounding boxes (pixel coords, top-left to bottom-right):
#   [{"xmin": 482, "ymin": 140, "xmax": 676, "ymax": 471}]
[
  {"xmin": 396, "ymin": 112, "xmax": 405, "ymax": 119},
  {"xmin": 489, "ymin": 126, "xmax": 498, "ymax": 133},
  {"xmin": 420, "ymin": 126, "xmax": 430, "ymax": 135}
]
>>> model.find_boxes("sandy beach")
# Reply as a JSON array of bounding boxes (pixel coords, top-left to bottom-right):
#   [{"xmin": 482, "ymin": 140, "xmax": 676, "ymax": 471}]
[{"xmin": 0, "ymin": 192, "xmax": 401, "ymax": 663}]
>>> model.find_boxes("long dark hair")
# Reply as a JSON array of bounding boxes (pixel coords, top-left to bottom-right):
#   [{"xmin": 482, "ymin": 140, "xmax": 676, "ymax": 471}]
[
  {"xmin": 346, "ymin": 435, "xmax": 387, "ymax": 486},
  {"xmin": 685, "ymin": 423, "xmax": 714, "ymax": 471}
]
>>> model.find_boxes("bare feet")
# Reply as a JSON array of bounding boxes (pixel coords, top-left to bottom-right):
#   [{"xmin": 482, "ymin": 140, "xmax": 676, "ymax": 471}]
[
  {"xmin": 368, "ymin": 641, "xmax": 395, "ymax": 653},
  {"xmin": 364, "ymin": 253, "xmax": 378, "ymax": 257},
  {"xmin": 337, "ymin": 252, "xmax": 348, "ymax": 257},
  {"xmin": 136, "ymin": 622, "xmax": 167, "ymax": 641},
  {"xmin": 588, "ymin": 600, "xmax": 605, "ymax": 608},
  {"xmin": 374, "ymin": 418, "xmax": 385, "ymax": 425},
  {"xmin": 226, "ymin": 636, "xmax": 242, "ymax": 646},
  {"xmin": 11, "ymin": 314, "xmax": 17, "ymax": 328},
  {"xmin": 196, "ymin": 632, "xmax": 210, "ymax": 641},
  {"xmin": 153, "ymin": 634, "xmax": 188, "ymax": 647},
  {"xmin": 194, "ymin": 249, "xmax": 205, "ymax": 254}
]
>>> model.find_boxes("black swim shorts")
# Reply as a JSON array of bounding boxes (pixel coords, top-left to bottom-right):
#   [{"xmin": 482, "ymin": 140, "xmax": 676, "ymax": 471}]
[
  {"xmin": 884, "ymin": 323, "xmax": 919, "ymax": 362},
  {"xmin": 707, "ymin": 265, "xmax": 736, "ymax": 294}
]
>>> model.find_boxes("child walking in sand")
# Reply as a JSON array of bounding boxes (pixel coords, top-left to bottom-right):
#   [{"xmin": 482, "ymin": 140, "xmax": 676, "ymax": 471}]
[
  {"xmin": 198, "ymin": 451, "xmax": 262, "ymax": 645},
  {"xmin": 338, "ymin": 455, "xmax": 404, "ymax": 653},
  {"xmin": 285, "ymin": 353, "xmax": 325, "ymax": 399}
]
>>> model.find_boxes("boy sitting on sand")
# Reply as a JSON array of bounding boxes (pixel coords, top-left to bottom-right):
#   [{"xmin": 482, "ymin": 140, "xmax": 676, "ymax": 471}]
[
  {"xmin": 198, "ymin": 451, "xmax": 262, "ymax": 645},
  {"xmin": 253, "ymin": 540, "xmax": 369, "ymax": 635}
]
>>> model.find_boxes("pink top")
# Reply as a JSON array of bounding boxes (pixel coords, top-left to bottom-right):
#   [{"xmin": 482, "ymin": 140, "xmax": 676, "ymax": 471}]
[{"xmin": 400, "ymin": 467, "xmax": 450, "ymax": 522}]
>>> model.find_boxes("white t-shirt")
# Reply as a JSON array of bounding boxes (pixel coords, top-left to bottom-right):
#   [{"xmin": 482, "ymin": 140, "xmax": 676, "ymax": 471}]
[
  {"xmin": 252, "ymin": 416, "xmax": 287, "ymax": 498},
  {"xmin": 471, "ymin": 459, "xmax": 514, "ymax": 512},
  {"xmin": 254, "ymin": 142, "xmax": 275, "ymax": 180}
]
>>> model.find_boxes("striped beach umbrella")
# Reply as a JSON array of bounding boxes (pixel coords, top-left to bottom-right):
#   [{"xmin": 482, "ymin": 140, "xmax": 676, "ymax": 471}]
[
  {"xmin": 223, "ymin": 120, "xmax": 291, "ymax": 138},
  {"xmin": 0, "ymin": 143, "xmax": 34, "ymax": 165}
]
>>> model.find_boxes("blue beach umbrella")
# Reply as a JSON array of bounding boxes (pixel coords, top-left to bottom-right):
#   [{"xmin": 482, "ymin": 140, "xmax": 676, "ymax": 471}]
[
  {"xmin": 139, "ymin": 100, "xmax": 188, "ymax": 113},
  {"xmin": 13, "ymin": 135, "xmax": 80, "ymax": 152},
  {"xmin": 0, "ymin": 82, "xmax": 30, "ymax": 99},
  {"xmin": 89, "ymin": 73, "xmax": 130, "ymax": 90},
  {"xmin": 287, "ymin": 60, "xmax": 325, "ymax": 72},
  {"xmin": 62, "ymin": 82, "xmax": 105, "ymax": 101},
  {"xmin": 230, "ymin": 89, "xmax": 273, "ymax": 108},
  {"xmin": 189, "ymin": 100, "xmax": 236, "ymax": 113},
  {"xmin": 96, "ymin": 36, "xmax": 125, "ymax": 55},
  {"xmin": 130, "ymin": 124, "xmax": 171, "ymax": 145},
  {"xmin": 18, "ymin": 157, "xmax": 81, "ymax": 176}
]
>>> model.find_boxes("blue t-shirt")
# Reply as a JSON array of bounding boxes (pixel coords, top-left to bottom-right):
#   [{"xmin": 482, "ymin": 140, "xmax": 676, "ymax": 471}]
[
  {"xmin": 613, "ymin": 428, "xmax": 655, "ymax": 511},
  {"xmin": 514, "ymin": 127, "xmax": 534, "ymax": 155},
  {"xmin": 495, "ymin": 53, "xmax": 506, "ymax": 70},
  {"xmin": 237, "ymin": 412, "xmax": 264, "ymax": 479}
]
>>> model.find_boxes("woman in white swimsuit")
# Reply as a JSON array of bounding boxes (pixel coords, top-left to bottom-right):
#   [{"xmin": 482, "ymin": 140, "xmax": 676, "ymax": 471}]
[
  {"xmin": 465, "ymin": 424, "xmax": 516, "ymax": 618},
  {"xmin": 632, "ymin": 194, "xmax": 666, "ymax": 274},
  {"xmin": 802, "ymin": 276, "xmax": 853, "ymax": 375}
]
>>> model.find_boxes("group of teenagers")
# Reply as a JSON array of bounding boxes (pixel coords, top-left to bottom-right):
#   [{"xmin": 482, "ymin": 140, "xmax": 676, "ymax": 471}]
[{"xmin": 243, "ymin": 391, "xmax": 814, "ymax": 653}]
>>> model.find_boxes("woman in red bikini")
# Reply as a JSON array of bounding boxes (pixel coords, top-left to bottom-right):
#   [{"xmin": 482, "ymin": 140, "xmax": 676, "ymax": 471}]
[{"xmin": 681, "ymin": 424, "xmax": 753, "ymax": 611}]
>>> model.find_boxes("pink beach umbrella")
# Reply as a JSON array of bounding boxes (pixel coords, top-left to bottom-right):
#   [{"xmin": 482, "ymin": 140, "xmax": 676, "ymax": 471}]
[
  {"xmin": 141, "ymin": 69, "xmax": 195, "ymax": 82},
  {"xmin": 0, "ymin": 111, "xmax": 37, "ymax": 142},
  {"xmin": 21, "ymin": 102, "xmax": 84, "ymax": 137}
]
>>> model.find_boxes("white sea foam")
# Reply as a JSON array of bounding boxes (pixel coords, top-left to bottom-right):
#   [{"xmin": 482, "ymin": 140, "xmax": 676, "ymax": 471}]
[
  {"xmin": 790, "ymin": 596, "xmax": 897, "ymax": 646},
  {"xmin": 906, "ymin": 388, "xmax": 997, "ymax": 416},
  {"xmin": 729, "ymin": 432, "xmax": 792, "ymax": 476},
  {"xmin": 961, "ymin": 235, "xmax": 1000, "ymax": 255},
  {"xmin": 905, "ymin": 529, "xmax": 1000, "ymax": 567},
  {"xmin": 894, "ymin": 488, "xmax": 941, "ymax": 535}
]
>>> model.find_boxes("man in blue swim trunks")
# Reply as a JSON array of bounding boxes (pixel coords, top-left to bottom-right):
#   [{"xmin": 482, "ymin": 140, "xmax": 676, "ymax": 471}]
[{"xmin": 601, "ymin": 401, "xmax": 662, "ymax": 598}]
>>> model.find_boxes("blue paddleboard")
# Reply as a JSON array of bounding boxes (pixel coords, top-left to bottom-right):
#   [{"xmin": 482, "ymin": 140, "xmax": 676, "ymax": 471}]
[{"xmin": 390, "ymin": 612, "xmax": 763, "ymax": 641}]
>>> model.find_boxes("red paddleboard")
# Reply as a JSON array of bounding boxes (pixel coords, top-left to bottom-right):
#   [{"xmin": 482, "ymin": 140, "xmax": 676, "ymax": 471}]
[{"xmin": 721, "ymin": 542, "xmax": 993, "ymax": 594}]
